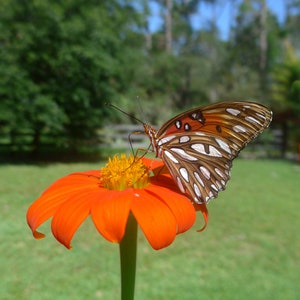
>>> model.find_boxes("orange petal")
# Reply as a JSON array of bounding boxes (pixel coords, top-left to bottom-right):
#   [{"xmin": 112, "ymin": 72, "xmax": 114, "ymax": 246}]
[
  {"xmin": 141, "ymin": 157, "xmax": 162, "ymax": 168},
  {"xmin": 51, "ymin": 190, "xmax": 100, "ymax": 249},
  {"xmin": 141, "ymin": 158, "xmax": 167, "ymax": 175},
  {"xmin": 145, "ymin": 184, "xmax": 196, "ymax": 234},
  {"xmin": 26, "ymin": 172, "xmax": 101, "ymax": 235},
  {"xmin": 194, "ymin": 203, "xmax": 209, "ymax": 232},
  {"xmin": 32, "ymin": 231, "xmax": 45, "ymax": 239},
  {"xmin": 91, "ymin": 190, "xmax": 132, "ymax": 243},
  {"xmin": 150, "ymin": 173, "xmax": 181, "ymax": 190},
  {"xmin": 39, "ymin": 170, "xmax": 100, "ymax": 194},
  {"xmin": 131, "ymin": 190, "xmax": 177, "ymax": 250},
  {"xmin": 150, "ymin": 175, "xmax": 207, "ymax": 232}
]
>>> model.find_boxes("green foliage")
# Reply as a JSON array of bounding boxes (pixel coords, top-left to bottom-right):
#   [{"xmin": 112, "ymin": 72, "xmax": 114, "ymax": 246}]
[
  {"xmin": 272, "ymin": 43, "xmax": 300, "ymax": 116},
  {"xmin": 0, "ymin": 0, "xmax": 145, "ymax": 152},
  {"xmin": 1, "ymin": 0, "xmax": 300, "ymax": 157},
  {"xmin": 218, "ymin": 0, "xmax": 282, "ymax": 101},
  {"xmin": 285, "ymin": 0, "xmax": 300, "ymax": 50}
]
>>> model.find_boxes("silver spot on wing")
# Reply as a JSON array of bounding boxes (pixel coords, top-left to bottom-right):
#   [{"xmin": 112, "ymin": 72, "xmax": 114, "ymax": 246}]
[
  {"xmin": 200, "ymin": 166, "xmax": 210, "ymax": 179},
  {"xmin": 176, "ymin": 176, "xmax": 185, "ymax": 193},
  {"xmin": 170, "ymin": 148, "xmax": 198, "ymax": 161},
  {"xmin": 194, "ymin": 183, "xmax": 201, "ymax": 198},
  {"xmin": 226, "ymin": 108, "xmax": 241, "ymax": 116},
  {"xmin": 175, "ymin": 120, "xmax": 182, "ymax": 129},
  {"xmin": 256, "ymin": 113, "xmax": 266, "ymax": 120},
  {"xmin": 194, "ymin": 171, "xmax": 204, "ymax": 187},
  {"xmin": 233, "ymin": 125, "xmax": 246, "ymax": 133},
  {"xmin": 245, "ymin": 116, "xmax": 262, "ymax": 125},
  {"xmin": 215, "ymin": 138, "xmax": 231, "ymax": 154},
  {"xmin": 215, "ymin": 167, "xmax": 225, "ymax": 179},
  {"xmin": 179, "ymin": 167, "xmax": 189, "ymax": 182},
  {"xmin": 208, "ymin": 145, "xmax": 222, "ymax": 157},
  {"xmin": 211, "ymin": 184, "xmax": 218, "ymax": 192},
  {"xmin": 179, "ymin": 136, "xmax": 190, "ymax": 143},
  {"xmin": 164, "ymin": 150, "xmax": 179, "ymax": 163},
  {"xmin": 157, "ymin": 135, "xmax": 176, "ymax": 146},
  {"xmin": 191, "ymin": 144, "xmax": 222, "ymax": 157}
]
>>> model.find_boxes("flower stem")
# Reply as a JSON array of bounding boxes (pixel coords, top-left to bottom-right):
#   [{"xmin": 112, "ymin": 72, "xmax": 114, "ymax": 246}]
[{"xmin": 119, "ymin": 213, "xmax": 138, "ymax": 300}]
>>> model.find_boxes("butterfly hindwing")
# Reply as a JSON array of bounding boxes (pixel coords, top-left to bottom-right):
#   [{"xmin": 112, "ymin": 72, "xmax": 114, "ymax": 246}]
[{"xmin": 159, "ymin": 132, "xmax": 234, "ymax": 203}]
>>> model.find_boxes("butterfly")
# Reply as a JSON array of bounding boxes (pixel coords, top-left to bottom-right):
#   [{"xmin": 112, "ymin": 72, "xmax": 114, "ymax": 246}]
[{"xmin": 143, "ymin": 101, "xmax": 272, "ymax": 204}]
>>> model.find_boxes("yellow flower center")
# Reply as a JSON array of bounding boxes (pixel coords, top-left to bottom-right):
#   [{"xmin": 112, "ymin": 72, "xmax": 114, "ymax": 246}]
[{"xmin": 101, "ymin": 154, "xmax": 150, "ymax": 191}]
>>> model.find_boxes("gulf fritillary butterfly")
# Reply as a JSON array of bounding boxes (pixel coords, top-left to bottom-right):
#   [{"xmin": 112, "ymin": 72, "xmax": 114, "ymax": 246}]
[{"xmin": 142, "ymin": 101, "xmax": 272, "ymax": 204}]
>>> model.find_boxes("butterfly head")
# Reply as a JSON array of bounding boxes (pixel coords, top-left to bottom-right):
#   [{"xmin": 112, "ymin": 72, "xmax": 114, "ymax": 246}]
[{"xmin": 143, "ymin": 123, "xmax": 160, "ymax": 157}]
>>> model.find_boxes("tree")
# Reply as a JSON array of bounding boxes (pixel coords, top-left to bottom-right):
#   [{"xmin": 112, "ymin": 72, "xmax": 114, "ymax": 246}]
[
  {"xmin": 272, "ymin": 42, "xmax": 300, "ymax": 116},
  {"xmin": 0, "ymin": 0, "xmax": 146, "ymax": 153},
  {"xmin": 284, "ymin": 0, "xmax": 300, "ymax": 50},
  {"xmin": 215, "ymin": 0, "xmax": 282, "ymax": 103}
]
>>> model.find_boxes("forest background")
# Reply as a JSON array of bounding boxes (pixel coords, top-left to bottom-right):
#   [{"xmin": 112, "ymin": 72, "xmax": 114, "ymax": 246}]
[{"xmin": 0, "ymin": 0, "xmax": 300, "ymax": 159}]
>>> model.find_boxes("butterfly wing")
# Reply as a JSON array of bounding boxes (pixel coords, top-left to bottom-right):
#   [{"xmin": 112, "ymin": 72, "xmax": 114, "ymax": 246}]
[
  {"xmin": 159, "ymin": 132, "xmax": 233, "ymax": 203},
  {"xmin": 157, "ymin": 101, "xmax": 272, "ymax": 151},
  {"xmin": 155, "ymin": 102, "xmax": 272, "ymax": 204}
]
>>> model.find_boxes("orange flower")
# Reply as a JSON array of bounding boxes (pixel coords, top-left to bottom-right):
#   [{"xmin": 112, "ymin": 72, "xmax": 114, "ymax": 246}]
[{"xmin": 27, "ymin": 155, "xmax": 207, "ymax": 250}]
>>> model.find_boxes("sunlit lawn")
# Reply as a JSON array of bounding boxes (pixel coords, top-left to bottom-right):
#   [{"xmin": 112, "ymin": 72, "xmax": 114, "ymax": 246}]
[{"xmin": 1, "ymin": 159, "xmax": 300, "ymax": 300}]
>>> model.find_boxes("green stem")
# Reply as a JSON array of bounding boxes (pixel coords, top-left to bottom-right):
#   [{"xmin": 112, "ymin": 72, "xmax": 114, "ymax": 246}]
[{"xmin": 119, "ymin": 213, "xmax": 138, "ymax": 300}]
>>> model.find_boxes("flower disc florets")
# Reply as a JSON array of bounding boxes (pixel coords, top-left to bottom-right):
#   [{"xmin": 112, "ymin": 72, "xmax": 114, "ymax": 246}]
[{"xmin": 100, "ymin": 154, "xmax": 150, "ymax": 191}]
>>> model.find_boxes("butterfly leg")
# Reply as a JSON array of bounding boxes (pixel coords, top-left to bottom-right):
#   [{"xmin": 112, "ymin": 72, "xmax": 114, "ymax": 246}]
[{"xmin": 128, "ymin": 130, "xmax": 153, "ymax": 157}]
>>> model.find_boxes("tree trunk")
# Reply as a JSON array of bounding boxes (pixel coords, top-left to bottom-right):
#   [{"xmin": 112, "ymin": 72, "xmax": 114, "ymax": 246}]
[
  {"xmin": 32, "ymin": 129, "xmax": 41, "ymax": 157},
  {"xmin": 259, "ymin": 0, "xmax": 267, "ymax": 91},
  {"xmin": 165, "ymin": 0, "xmax": 172, "ymax": 52}
]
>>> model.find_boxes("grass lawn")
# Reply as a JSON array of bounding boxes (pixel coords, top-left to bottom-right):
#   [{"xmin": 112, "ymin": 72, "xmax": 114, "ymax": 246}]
[{"xmin": 1, "ymin": 159, "xmax": 300, "ymax": 300}]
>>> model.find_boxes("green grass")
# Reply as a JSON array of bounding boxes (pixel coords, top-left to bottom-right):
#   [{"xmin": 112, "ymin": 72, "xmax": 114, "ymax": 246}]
[{"xmin": 1, "ymin": 159, "xmax": 300, "ymax": 300}]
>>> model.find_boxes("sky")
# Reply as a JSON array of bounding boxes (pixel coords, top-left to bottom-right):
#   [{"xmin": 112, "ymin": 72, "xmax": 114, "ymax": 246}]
[{"xmin": 149, "ymin": 0, "xmax": 286, "ymax": 40}]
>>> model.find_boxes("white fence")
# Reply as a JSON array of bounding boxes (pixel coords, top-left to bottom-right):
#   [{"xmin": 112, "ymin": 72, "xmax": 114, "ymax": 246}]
[{"xmin": 98, "ymin": 124, "xmax": 151, "ymax": 150}]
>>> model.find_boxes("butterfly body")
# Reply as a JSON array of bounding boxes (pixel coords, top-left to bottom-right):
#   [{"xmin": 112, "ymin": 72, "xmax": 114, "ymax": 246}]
[{"xmin": 143, "ymin": 102, "xmax": 272, "ymax": 204}]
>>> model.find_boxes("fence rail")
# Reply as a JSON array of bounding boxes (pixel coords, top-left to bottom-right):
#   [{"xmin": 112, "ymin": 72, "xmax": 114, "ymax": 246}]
[
  {"xmin": 97, "ymin": 124, "xmax": 150, "ymax": 149},
  {"xmin": 0, "ymin": 124, "xmax": 283, "ymax": 157},
  {"xmin": 0, "ymin": 124, "xmax": 151, "ymax": 151}
]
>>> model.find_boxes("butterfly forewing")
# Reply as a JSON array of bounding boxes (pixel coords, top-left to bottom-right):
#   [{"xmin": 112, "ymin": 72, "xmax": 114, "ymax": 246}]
[
  {"xmin": 144, "ymin": 101, "xmax": 272, "ymax": 204},
  {"xmin": 158, "ymin": 102, "xmax": 271, "ymax": 145}
]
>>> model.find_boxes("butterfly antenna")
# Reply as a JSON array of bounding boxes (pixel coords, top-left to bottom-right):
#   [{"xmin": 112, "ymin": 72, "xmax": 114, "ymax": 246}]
[
  {"xmin": 105, "ymin": 102, "xmax": 147, "ymax": 157},
  {"xmin": 105, "ymin": 102, "xmax": 144, "ymax": 124},
  {"xmin": 136, "ymin": 96, "xmax": 148, "ymax": 124}
]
